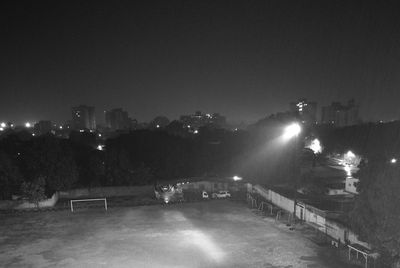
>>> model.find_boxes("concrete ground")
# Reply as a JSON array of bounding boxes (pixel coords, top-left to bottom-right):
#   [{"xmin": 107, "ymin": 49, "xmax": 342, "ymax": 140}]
[{"xmin": 0, "ymin": 200, "xmax": 358, "ymax": 268}]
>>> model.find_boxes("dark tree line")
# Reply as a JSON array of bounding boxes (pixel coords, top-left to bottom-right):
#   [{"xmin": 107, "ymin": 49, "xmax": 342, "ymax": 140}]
[
  {"xmin": 0, "ymin": 121, "xmax": 300, "ymax": 200},
  {"xmin": 350, "ymin": 158, "xmax": 400, "ymax": 266},
  {"xmin": 315, "ymin": 121, "xmax": 400, "ymax": 159}
]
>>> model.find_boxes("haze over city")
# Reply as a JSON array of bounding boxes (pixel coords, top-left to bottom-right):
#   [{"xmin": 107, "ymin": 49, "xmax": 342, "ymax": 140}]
[
  {"xmin": 3, "ymin": 1, "xmax": 400, "ymax": 267},
  {"xmin": 2, "ymin": 0, "xmax": 400, "ymax": 125}
]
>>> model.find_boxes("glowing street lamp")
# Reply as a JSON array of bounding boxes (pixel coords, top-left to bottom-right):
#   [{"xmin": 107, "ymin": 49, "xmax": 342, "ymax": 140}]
[
  {"xmin": 233, "ymin": 175, "xmax": 242, "ymax": 181},
  {"xmin": 346, "ymin": 151, "xmax": 355, "ymax": 158},
  {"xmin": 283, "ymin": 122, "xmax": 301, "ymax": 225},
  {"xmin": 308, "ymin": 138, "xmax": 322, "ymax": 154},
  {"xmin": 25, "ymin": 122, "xmax": 32, "ymax": 128},
  {"xmin": 391, "ymin": 158, "xmax": 397, "ymax": 164},
  {"xmin": 0, "ymin": 122, "xmax": 5, "ymax": 128}
]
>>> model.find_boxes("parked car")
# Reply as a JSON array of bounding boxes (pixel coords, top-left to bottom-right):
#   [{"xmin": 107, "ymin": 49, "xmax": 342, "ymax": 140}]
[
  {"xmin": 212, "ymin": 190, "xmax": 231, "ymax": 199},
  {"xmin": 202, "ymin": 191, "xmax": 209, "ymax": 199}
]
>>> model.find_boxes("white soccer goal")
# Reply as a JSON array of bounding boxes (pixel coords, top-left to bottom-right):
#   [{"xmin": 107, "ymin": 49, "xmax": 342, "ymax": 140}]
[{"xmin": 70, "ymin": 198, "xmax": 108, "ymax": 212}]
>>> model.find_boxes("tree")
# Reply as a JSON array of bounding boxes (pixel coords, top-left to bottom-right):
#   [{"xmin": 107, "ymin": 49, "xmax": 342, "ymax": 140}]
[
  {"xmin": 20, "ymin": 177, "xmax": 46, "ymax": 208},
  {"xmin": 350, "ymin": 158, "xmax": 400, "ymax": 266},
  {"xmin": 21, "ymin": 136, "xmax": 78, "ymax": 194},
  {"xmin": 0, "ymin": 150, "xmax": 23, "ymax": 200}
]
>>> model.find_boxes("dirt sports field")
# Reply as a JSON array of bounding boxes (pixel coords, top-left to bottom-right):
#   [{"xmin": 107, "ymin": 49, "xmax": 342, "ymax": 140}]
[{"xmin": 0, "ymin": 200, "xmax": 358, "ymax": 267}]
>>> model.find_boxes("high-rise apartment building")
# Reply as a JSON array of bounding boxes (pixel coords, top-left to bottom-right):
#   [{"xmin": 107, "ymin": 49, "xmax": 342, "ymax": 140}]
[
  {"xmin": 289, "ymin": 98, "xmax": 317, "ymax": 124},
  {"xmin": 104, "ymin": 108, "xmax": 132, "ymax": 130},
  {"xmin": 71, "ymin": 105, "xmax": 96, "ymax": 130},
  {"xmin": 321, "ymin": 99, "xmax": 360, "ymax": 127},
  {"xmin": 33, "ymin": 120, "xmax": 53, "ymax": 135}
]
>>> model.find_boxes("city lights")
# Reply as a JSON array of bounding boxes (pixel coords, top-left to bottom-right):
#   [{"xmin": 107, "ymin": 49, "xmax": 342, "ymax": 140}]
[
  {"xmin": 0, "ymin": 122, "xmax": 5, "ymax": 128},
  {"xmin": 25, "ymin": 122, "xmax": 32, "ymax": 128}
]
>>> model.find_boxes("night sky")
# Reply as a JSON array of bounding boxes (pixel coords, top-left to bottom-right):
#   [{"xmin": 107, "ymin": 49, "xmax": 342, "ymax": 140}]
[{"xmin": 1, "ymin": 0, "xmax": 400, "ymax": 125}]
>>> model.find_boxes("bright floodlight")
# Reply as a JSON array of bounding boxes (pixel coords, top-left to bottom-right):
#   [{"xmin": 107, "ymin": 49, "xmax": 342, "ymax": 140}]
[
  {"xmin": 283, "ymin": 123, "xmax": 301, "ymax": 140},
  {"xmin": 391, "ymin": 158, "xmax": 397, "ymax": 164},
  {"xmin": 233, "ymin": 175, "xmax": 242, "ymax": 181},
  {"xmin": 25, "ymin": 122, "xmax": 31, "ymax": 128},
  {"xmin": 0, "ymin": 122, "xmax": 5, "ymax": 128}
]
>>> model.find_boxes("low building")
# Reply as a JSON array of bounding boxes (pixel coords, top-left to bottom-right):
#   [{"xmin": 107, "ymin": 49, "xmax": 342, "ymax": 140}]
[
  {"xmin": 345, "ymin": 177, "xmax": 359, "ymax": 194},
  {"xmin": 250, "ymin": 184, "xmax": 369, "ymax": 249}
]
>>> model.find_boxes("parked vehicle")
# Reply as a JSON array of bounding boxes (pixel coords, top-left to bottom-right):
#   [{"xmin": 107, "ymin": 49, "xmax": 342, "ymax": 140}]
[{"xmin": 212, "ymin": 190, "xmax": 231, "ymax": 199}]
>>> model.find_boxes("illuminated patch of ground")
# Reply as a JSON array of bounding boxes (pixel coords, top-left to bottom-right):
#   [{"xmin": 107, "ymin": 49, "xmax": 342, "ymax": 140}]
[{"xmin": 0, "ymin": 200, "xmax": 356, "ymax": 267}]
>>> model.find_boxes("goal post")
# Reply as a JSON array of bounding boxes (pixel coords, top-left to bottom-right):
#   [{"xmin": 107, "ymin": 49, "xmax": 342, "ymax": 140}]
[{"xmin": 70, "ymin": 198, "xmax": 108, "ymax": 212}]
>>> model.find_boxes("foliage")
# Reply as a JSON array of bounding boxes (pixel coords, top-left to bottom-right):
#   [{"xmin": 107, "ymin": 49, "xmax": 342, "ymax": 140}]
[
  {"xmin": 19, "ymin": 136, "xmax": 79, "ymax": 194},
  {"xmin": 0, "ymin": 150, "xmax": 23, "ymax": 200},
  {"xmin": 20, "ymin": 176, "xmax": 47, "ymax": 208},
  {"xmin": 315, "ymin": 121, "xmax": 400, "ymax": 159},
  {"xmin": 0, "ymin": 122, "xmax": 314, "ymax": 195},
  {"xmin": 350, "ymin": 158, "xmax": 400, "ymax": 265}
]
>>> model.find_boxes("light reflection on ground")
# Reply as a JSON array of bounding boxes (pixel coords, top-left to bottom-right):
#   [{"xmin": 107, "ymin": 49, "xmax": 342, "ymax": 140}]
[
  {"xmin": 180, "ymin": 229, "xmax": 225, "ymax": 263},
  {"xmin": 0, "ymin": 200, "xmax": 357, "ymax": 267}
]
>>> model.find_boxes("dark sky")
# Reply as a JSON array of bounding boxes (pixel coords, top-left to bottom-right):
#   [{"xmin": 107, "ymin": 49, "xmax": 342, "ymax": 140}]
[{"xmin": 1, "ymin": 0, "xmax": 400, "ymax": 125}]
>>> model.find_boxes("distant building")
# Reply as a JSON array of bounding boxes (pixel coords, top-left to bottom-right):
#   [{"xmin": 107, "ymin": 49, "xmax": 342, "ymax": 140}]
[
  {"xmin": 33, "ymin": 120, "xmax": 53, "ymax": 135},
  {"xmin": 71, "ymin": 105, "xmax": 96, "ymax": 130},
  {"xmin": 321, "ymin": 99, "xmax": 360, "ymax": 127},
  {"xmin": 179, "ymin": 111, "xmax": 227, "ymax": 130},
  {"xmin": 289, "ymin": 98, "xmax": 317, "ymax": 124},
  {"xmin": 105, "ymin": 108, "xmax": 132, "ymax": 130}
]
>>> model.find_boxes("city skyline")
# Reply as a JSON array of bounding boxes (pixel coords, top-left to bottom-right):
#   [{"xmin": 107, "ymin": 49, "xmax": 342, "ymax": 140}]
[
  {"xmin": 0, "ymin": 99, "xmax": 360, "ymax": 128},
  {"xmin": 2, "ymin": 1, "xmax": 400, "ymax": 124}
]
